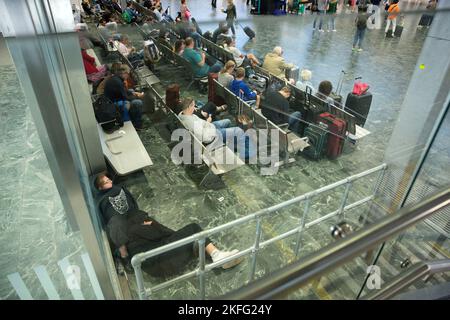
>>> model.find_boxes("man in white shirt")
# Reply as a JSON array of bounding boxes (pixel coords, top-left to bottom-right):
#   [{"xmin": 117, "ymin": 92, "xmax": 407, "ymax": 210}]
[
  {"xmin": 178, "ymin": 97, "xmax": 245, "ymax": 149},
  {"xmin": 224, "ymin": 38, "xmax": 260, "ymax": 68}
]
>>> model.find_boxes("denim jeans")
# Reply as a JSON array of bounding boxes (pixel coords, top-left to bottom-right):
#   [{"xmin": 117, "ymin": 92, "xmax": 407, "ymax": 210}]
[
  {"xmin": 353, "ymin": 28, "xmax": 366, "ymax": 48},
  {"xmin": 288, "ymin": 111, "xmax": 302, "ymax": 135},
  {"xmin": 328, "ymin": 14, "xmax": 336, "ymax": 30},
  {"xmin": 208, "ymin": 61, "xmax": 223, "ymax": 74},
  {"xmin": 129, "ymin": 99, "xmax": 143, "ymax": 128},
  {"xmin": 313, "ymin": 11, "xmax": 326, "ymax": 30},
  {"xmin": 227, "ymin": 19, "xmax": 235, "ymax": 36}
]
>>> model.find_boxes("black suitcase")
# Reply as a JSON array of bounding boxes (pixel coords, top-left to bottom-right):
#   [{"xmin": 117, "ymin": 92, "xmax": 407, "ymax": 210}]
[
  {"xmin": 394, "ymin": 25, "xmax": 403, "ymax": 37},
  {"xmin": 238, "ymin": 22, "xmax": 256, "ymax": 39},
  {"xmin": 418, "ymin": 14, "xmax": 433, "ymax": 27},
  {"xmin": 303, "ymin": 123, "xmax": 328, "ymax": 160},
  {"xmin": 345, "ymin": 92, "xmax": 372, "ymax": 127}
]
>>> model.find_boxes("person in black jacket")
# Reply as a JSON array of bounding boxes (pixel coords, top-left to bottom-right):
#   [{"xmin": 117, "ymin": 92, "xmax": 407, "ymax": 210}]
[
  {"xmin": 103, "ymin": 65, "xmax": 144, "ymax": 129},
  {"xmin": 261, "ymin": 86, "xmax": 303, "ymax": 135},
  {"xmin": 223, "ymin": 0, "xmax": 237, "ymax": 37},
  {"xmin": 95, "ymin": 172, "xmax": 138, "ymax": 266},
  {"xmin": 95, "ymin": 172, "xmax": 243, "ymax": 278},
  {"xmin": 127, "ymin": 210, "xmax": 243, "ymax": 278}
]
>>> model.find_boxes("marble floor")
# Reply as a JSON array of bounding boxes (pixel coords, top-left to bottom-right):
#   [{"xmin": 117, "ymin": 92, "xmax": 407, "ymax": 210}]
[
  {"xmin": 98, "ymin": 1, "xmax": 449, "ymax": 299},
  {"xmin": 1, "ymin": 0, "xmax": 449, "ymax": 300}
]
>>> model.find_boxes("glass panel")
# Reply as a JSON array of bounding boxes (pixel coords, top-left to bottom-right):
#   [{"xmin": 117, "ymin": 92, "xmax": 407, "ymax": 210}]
[{"xmin": 0, "ymin": 38, "xmax": 101, "ymax": 300}]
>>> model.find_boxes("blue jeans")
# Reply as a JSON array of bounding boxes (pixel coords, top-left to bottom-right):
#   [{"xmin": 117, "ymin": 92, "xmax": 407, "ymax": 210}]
[
  {"xmin": 208, "ymin": 61, "xmax": 223, "ymax": 74},
  {"xmin": 227, "ymin": 19, "xmax": 235, "ymax": 36},
  {"xmin": 313, "ymin": 10, "xmax": 326, "ymax": 30},
  {"xmin": 213, "ymin": 122, "xmax": 257, "ymax": 160},
  {"xmin": 189, "ymin": 31, "xmax": 202, "ymax": 48},
  {"xmin": 328, "ymin": 14, "xmax": 336, "ymax": 30},
  {"xmin": 353, "ymin": 28, "xmax": 366, "ymax": 48},
  {"xmin": 288, "ymin": 111, "xmax": 302, "ymax": 135}
]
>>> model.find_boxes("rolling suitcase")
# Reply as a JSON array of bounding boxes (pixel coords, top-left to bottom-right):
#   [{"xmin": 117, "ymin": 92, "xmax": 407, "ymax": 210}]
[
  {"xmin": 330, "ymin": 70, "xmax": 346, "ymax": 106},
  {"xmin": 418, "ymin": 14, "xmax": 433, "ymax": 27},
  {"xmin": 208, "ymin": 73, "xmax": 225, "ymax": 106},
  {"xmin": 318, "ymin": 112, "xmax": 346, "ymax": 160},
  {"xmin": 394, "ymin": 25, "xmax": 403, "ymax": 37},
  {"xmin": 237, "ymin": 21, "xmax": 256, "ymax": 39},
  {"xmin": 166, "ymin": 84, "xmax": 181, "ymax": 114},
  {"xmin": 344, "ymin": 92, "xmax": 372, "ymax": 127},
  {"xmin": 303, "ymin": 123, "xmax": 328, "ymax": 160}
]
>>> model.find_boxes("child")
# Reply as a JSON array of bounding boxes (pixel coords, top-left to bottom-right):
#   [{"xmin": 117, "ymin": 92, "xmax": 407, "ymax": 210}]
[{"xmin": 353, "ymin": 6, "xmax": 368, "ymax": 52}]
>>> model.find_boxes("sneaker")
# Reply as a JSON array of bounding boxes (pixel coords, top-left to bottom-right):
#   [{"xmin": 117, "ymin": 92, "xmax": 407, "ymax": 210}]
[
  {"xmin": 211, "ymin": 249, "xmax": 243, "ymax": 269},
  {"xmin": 319, "ymin": 29, "xmax": 325, "ymax": 32},
  {"xmin": 332, "ymin": 29, "xmax": 337, "ymax": 32},
  {"xmin": 120, "ymin": 256, "xmax": 134, "ymax": 273},
  {"xmin": 352, "ymin": 47, "xmax": 357, "ymax": 51},
  {"xmin": 357, "ymin": 48, "xmax": 363, "ymax": 52}
]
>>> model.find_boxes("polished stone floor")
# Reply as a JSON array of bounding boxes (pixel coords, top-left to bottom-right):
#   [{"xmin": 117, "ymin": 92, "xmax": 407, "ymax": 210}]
[
  {"xmin": 105, "ymin": 1, "xmax": 450, "ymax": 299},
  {"xmin": 0, "ymin": 51, "xmax": 96, "ymax": 299},
  {"xmin": 1, "ymin": 0, "xmax": 449, "ymax": 300}
]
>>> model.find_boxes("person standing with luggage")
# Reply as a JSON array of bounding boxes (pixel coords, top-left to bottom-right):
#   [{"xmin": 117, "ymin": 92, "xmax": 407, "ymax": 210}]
[
  {"xmin": 223, "ymin": 0, "xmax": 237, "ymax": 37},
  {"xmin": 352, "ymin": 5, "xmax": 368, "ymax": 52},
  {"xmin": 385, "ymin": 0, "xmax": 400, "ymax": 37}
]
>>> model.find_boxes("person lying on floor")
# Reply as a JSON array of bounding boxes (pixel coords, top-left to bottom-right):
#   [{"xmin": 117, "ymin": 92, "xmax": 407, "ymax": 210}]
[
  {"xmin": 94, "ymin": 172, "xmax": 136, "ymax": 268},
  {"xmin": 126, "ymin": 210, "xmax": 243, "ymax": 278}
]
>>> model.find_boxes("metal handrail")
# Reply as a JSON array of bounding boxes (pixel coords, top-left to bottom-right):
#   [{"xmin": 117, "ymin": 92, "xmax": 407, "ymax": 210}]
[
  {"xmin": 131, "ymin": 164, "xmax": 387, "ymax": 299},
  {"xmin": 362, "ymin": 259, "xmax": 450, "ymax": 300},
  {"xmin": 219, "ymin": 187, "xmax": 450, "ymax": 299}
]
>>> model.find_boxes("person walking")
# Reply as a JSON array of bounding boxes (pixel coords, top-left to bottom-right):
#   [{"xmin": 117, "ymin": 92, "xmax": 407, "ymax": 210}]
[
  {"xmin": 327, "ymin": 0, "xmax": 338, "ymax": 31},
  {"xmin": 352, "ymin": 5, "xmax": 368, "ymax": 52},
  {"xmin": 223, "ymin": 0, "xmax": 237, "ymax": 37},
  {"xmin": 385, "ymin": 0, "xmax": 400, "ymax": 37}
]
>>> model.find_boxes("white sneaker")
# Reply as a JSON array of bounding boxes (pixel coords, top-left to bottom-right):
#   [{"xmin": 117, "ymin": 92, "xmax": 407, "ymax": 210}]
[
  {"xmin": 211, "ymin": 249, "xmax": 243, "ymax": 269},
  {"xmin": 319, "ymin": 29, "xmax": 325, "ymax": 32},
  {"xmin": 332, "ymin": 29, "xmax": 337, "ymax": 32}
]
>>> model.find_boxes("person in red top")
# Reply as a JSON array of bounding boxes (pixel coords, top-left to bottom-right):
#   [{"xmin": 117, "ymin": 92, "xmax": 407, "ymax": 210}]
[
  {"xmin": 385, "ymin": 0, "xmax": 400, "ymax": 37},
  {"xmin": 81, "ymin": 49, "xmax": 107, "ymax": 82}
]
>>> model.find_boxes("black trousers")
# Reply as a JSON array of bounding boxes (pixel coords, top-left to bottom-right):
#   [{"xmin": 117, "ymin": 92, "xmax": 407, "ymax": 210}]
[
  {"xmin": 212, "ymin": 0, "xmax": 217, "ymax": 7},
  {"xmin": 142, "ymin": 223, "xmax": 212, "ymax": 278}
]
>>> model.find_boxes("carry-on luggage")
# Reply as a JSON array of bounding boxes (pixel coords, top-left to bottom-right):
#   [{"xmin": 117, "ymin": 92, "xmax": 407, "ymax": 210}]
[
  {"xmin": 418, "ymin": 14, "xmax": 433, "ymax": 27},
  {"xmin": 330, "ymin": 70, "xmax": 346, "ymax": 106},
  {"xmin": 237, "ymin": 21, "xmax": 256, "ymax": 39},
  {"xmin": 166, "ymin": 83, "xmax": 181, "ymax": 114},
  {"xmin": 208, "ymin": 73, "xmax": 226, "ymax": 106},
  {"xmin": 248, "ymin": 73, "xmax": 268, "ymax": 92},
  {"xmin": 345, "ymin": 92, "xmax": 372, "ymax": 127},
  {"xmin": 394, "ymin": 25, "xmax": 403, "ymax": 37},
  {"xmin": 286, "ymin": 66, "xmax": 300, "ymax": 83},
  {"xmin": 318, "ymin": 112, "xmax": 346, "ymax": 160},
  {"xmin": 305, "ymin": 86, "xmax": 330, "ymax": 123},
  {"xmin": 303, "ymin": 123, "xmax": 328, "ymax": 160}
]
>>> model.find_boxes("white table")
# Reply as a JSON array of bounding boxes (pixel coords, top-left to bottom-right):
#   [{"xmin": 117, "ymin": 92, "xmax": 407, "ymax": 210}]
[{"xmin": 97, "ymin": 121, "xmax": 153, "ymax": 175}]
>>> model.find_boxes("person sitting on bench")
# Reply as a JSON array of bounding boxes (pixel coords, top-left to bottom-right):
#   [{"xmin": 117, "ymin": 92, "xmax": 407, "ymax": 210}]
[
  {"xmin": 296, "ymin": 69, "xmax": 315, "ymax": 93},
  {"xmin": 261, "ymin": 86, "xmax": 303, "ymax": 135},
  {"xmin": 103, "ymin": 65, "xmax": 144, "ymax": 130},
  {"xmin": 212, "ymin": 22, "xmax": 229, "ymax": 44},
  {"xmin": 262, "ymin": 46, "xmax": 295, "ymax": 83},
  {"xmin": 182, "ymin": 37, "xmax": 223, "ymax": 78},
  {"xmin": 178, "ymin": 97, "xmax": 239, "ymax": 144},
  {"xmin": 179, "ymin": 98, "xmax": 255, "ymax": 160},
  {"xmin": 224, "ymin": 37, "xmax": 260, "ymax": 68},
  {"xmin": 230, "ymin": 67, "xmax": 261, "ymax": 108},
  {"xmin": 81, "ymin": 49, "xmax": 108, "ymax": 83},
  {"xmin": 174, "ymin": 39, "xmax": 186, "ymax": 56},
  {"xmin": 316, "ymin": 80, "xmax": 335, "ymax": 105},
  {"xmin": 127, "ymin": 209, "xmax": 243, "ymax": 278}
]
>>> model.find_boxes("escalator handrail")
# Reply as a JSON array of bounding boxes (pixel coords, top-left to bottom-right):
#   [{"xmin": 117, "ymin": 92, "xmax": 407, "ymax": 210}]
[{"xmin": 219, "ymin": 188, "xmax": 450, "ymax": 300}]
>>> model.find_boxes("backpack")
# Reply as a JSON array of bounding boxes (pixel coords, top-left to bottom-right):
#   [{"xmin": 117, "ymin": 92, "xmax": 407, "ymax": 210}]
[
  {"xmin": 143, "ymin": 39, "xmax": 161, "ymax": 63},
  {"xmin": 122, "ymin": 10, "xmax": 132, "ymax": 24},
  {"xmin": 93, "ymin": 95, "xmax": 124, "ymax": 133},
  {"xmin": 356, "ymin": 14, "xmax": 367, "ymax": 29}
]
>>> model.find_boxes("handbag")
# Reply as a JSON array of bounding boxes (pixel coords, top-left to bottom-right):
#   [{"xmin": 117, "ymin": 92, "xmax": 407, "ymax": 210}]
[{"xmin": 352, "ymin": 80, "xmax": 369, "ymax": 95}]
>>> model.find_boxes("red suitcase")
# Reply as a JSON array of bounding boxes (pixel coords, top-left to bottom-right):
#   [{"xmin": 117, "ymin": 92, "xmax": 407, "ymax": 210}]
[
  {"xmin": 208, "ymin": 73, "xmax": 225, "ymax": 106},
  {"xmin": 318, "ymin": 112, "xmax": 346, "ymax": 160}
]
